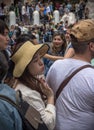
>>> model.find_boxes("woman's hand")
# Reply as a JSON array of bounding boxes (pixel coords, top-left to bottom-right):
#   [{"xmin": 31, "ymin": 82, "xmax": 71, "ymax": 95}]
[
  {"xmin": 39, "ymin": 78, "xmax": 54, "ymax": 97},
  {"xmin": 39, "ymin": 78, "xmax": 54, "ymax": 104}
]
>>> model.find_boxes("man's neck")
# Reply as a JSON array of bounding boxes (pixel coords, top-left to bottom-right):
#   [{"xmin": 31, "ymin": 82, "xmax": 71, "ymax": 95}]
[{"xmin": 72, "ymin": 54, "xmax": 91, "ymax": 63}]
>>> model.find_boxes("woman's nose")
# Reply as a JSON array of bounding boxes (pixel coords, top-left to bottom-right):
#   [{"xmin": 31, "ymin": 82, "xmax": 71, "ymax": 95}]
[
  {"xmin": 6, "ymin": 35, "xmax": 10, "ymax": 41},
  {"xmin": 39, "ymin": 59, "xmax": 44, "ymax": 65}
]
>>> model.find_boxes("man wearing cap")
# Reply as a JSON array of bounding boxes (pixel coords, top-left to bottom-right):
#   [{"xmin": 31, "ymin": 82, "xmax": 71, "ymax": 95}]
[{"xmin": 46, "ymin": 19, "xmax": 94, "ymax": 130}]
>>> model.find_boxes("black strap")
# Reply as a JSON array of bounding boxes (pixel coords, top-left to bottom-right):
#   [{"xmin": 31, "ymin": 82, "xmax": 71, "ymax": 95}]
[
  {"xmin": 0, "ymin": 94, "xmax": 18, "ymax": 107},
  {"xmin": 0, "ymin": 90, "xmax": 23, "ymax": 109},
  {"xmin": 0, "ymin": 93, "xmax": 30, "ymax": 121},
  {"xmin": 56, "ymin": 65, "xmax": 94, "ymax": 100}
]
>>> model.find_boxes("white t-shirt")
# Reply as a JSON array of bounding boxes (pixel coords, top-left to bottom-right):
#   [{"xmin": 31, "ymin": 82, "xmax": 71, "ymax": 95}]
[{"xmin": 46, "ymin": 58, "xmax": 94, "ymax": 130}]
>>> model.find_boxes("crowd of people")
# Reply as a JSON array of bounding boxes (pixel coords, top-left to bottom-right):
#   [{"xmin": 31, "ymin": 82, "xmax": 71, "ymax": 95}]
[
  {"xmin": 0, "ymin": 0, "xmax": 88, "ymax": 26},
  {"xmin": 0, "ymin": 0, "xmax": 94, "ymax": 130}
]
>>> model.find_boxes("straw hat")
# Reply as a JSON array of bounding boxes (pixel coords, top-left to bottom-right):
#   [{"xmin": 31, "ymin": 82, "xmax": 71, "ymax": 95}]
[{"xmin": 11, "ymin": 41, "xmax": 49, "ymax": 78}]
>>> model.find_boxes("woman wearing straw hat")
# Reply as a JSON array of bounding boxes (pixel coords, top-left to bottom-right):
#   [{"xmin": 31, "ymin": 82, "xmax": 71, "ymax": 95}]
[{"xmin": 11, "ymin": 41, "xmax": 56, "ymax": 130}]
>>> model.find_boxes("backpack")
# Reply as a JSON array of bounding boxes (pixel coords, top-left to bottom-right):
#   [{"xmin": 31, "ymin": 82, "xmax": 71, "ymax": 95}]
[{"xmin": 0, "ymin": 90, "xmax": 48, "ymax": 130}]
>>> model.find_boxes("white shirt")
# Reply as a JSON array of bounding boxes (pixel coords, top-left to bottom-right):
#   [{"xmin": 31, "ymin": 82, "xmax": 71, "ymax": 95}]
[
  {"xmin": 15, "ymin": 83, "xmax": 56, "ymax": 130},
  {"xmin": 46, "ymin": 58, "xmax": 94, "ymax": 130}
]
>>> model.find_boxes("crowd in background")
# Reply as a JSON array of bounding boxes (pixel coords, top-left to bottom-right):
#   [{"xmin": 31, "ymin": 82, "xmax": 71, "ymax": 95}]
[
  {"xmin": 0, "ymin": 0, "xmax": 88, "ymax": 24},
  {"xmin": 0, "ymin": 0, "xmax": 89, "ymax": 45}
]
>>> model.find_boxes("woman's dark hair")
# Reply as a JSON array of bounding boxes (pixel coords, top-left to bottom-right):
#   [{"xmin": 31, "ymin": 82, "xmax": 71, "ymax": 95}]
[
  {"xmin": 15, "ymin": 33, "xmax": 36, "ymax": 44},
  {"xmin": 15, "ymin": 34, "xmax": 32, "ymax": 43},
  {"xmin": 0, "ymin": 20, "xmax": 9, "ymax": 35},
  {"xmin": 18, "ymin": 67, "xmax": 42, "ymax": 93},
  {"xmin": 13, "ymin": 34, "xmax": 37, "ymax": 55},
  {"xmin": 30, "ymin": 33, "xmax": 36, "ymax": 40},
  {"xmin": 28, "ymin": 31, "xmax": 37, "ymax": 40}
]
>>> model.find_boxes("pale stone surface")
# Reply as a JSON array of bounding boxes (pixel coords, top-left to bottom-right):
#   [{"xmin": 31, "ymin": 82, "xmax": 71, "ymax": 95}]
[
  {"xmin": 53, "ymin": 10, "xmax": 60, "ymax": 25},
  {"xmin": 60, "ymin": 12, "xmax": 76, "ymax": 26},
  {"xmin": 9, "ymin": 11, "xmax": 16, "ymax": 27},
  {"xmin": 33, "ymin": 11, "xmax": 40, "ymax": 25},
  {"xmin": 86, "ymin": 0, "xmax": 94, "ymax": 19}
]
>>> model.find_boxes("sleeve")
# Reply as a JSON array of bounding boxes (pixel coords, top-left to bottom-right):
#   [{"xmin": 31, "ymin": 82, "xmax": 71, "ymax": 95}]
[{"xmin": 24, "ymin": 91, "xmax": 56, "ymax": 130}]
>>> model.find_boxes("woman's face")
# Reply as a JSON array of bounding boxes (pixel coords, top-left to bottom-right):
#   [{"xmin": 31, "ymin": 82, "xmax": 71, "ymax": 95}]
[
  {"xmin": 53, "ymin": 35, "xmax": 64, "ymax": 48},
  {"xmin": 28, "ymin": 53, "xmax": 44, "ymax": 76},
  {"xmin": 65, "ymin": 29, "xmax": 71, "ymax": 43},
  {"xmin": 0, "ymin": 29, "xmax": 9, "ymax": 50}
]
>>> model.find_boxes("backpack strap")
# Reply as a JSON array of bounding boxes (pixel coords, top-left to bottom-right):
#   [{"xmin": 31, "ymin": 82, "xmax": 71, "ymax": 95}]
[
  {"xmin": 56, "ymin": 64, "xmax": 94, "ymax": 100},
  {"xmin": 0, "ymin": 94, "xmax": 18, "ymax": 108},
  {"xmin": 0, "ymin": 90, "xmax": 28, "ymax": 115},
  {"xmin": 0, "ymin": 90, "xmax": 22, "ymax": 108}
]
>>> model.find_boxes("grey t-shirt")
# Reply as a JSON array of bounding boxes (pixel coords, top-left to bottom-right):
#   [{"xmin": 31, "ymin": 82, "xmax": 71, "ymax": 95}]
[{"xmin": 46, "ymin": 58, "xmax": 94, "ymax": 130}]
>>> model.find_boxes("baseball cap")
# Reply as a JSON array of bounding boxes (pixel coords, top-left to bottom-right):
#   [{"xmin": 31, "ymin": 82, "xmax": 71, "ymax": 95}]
[{"xmin": 70, "ymin": 19, "xmax": 94, "ymax": 43}]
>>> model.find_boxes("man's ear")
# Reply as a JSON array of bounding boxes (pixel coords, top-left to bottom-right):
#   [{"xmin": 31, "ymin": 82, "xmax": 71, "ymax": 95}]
[{"xmin": 89, "ymin": 42, "xmax": 94, "ymax": 51}]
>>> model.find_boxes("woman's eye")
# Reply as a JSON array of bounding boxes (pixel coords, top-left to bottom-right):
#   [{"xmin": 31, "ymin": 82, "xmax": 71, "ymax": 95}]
[{"xmin": 33, "ymin": 58, "xmax": 38, "ymax": 62}]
